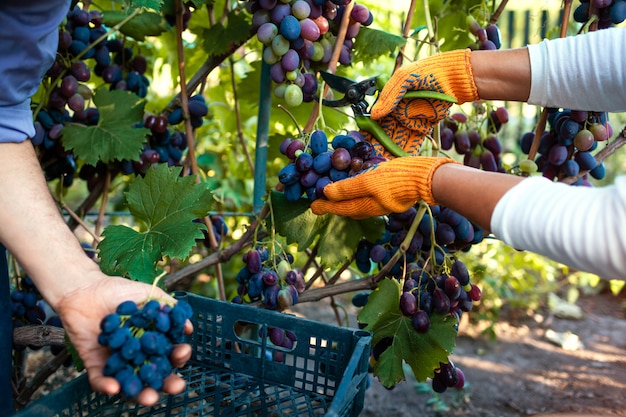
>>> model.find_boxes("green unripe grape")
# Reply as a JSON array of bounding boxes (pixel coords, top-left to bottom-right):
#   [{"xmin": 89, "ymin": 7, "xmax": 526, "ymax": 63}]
[
  {"xmin": 286, "ymin": 70, "xmax": 298, "ymax": 81},
  {"xmin": 519, "ymin": 159, "xmax": 538, "ymax": 174},
  {"xmin": 271, "ymin": 34, "xmax": 290, "ymax": 57},
  {"xmin": 311, "ymin": 42, "xmax": 324, "ymax": 61},
  {"xmin": 274, "ymin": 83, "xmax": 287, "ymax": 98},
  {"xmin": 263, "ymin": 47, "xmax": 280, "ymax": 65},
  {"xmin": 276, "ymin": 259, "xmax": 291, "ymax": 279},
  {"xmin": 284, "ymin": 84, "xmax": 303, "ymax": 107}
]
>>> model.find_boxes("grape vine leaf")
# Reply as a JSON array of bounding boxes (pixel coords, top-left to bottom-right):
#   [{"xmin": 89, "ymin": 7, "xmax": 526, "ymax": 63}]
[
  {"xmin": 112, "ymin": 0, "xmax": 164, "ymax": 12},
  {"xmin": 199, "ymin": 11, "xmax": 252, "ymax": 56},
  {"xmin": 269, "ymin": 191, "xmax": 385, "ymax": 268},
  {"xmin": 352, "ymin": 27, "xmax": 406, "ymax": 64},
  {"xmin": 62, "ymin": 88, "xmax": 149, "ymax": 166},
  {"xmin": 98, "ymin": 164, "xmax": 213, "ymax": 283},
  {"xmin": 103, "ymin": 9, "xmax": 168, "ymax": 40},
  {"xmin": 359, "ymin": 278, "xmax": 458, "ymax": 388}
]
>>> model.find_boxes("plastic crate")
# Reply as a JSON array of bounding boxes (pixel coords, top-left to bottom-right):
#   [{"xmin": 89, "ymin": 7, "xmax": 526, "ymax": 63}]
[{"xmin": 16, "ymin": 292, "xmax": 372, "ymax": 417}]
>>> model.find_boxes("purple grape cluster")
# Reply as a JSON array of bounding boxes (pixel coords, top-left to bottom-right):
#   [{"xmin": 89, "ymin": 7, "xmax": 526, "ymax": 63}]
[
  {"xmin": 355, "ymin": 205, "xmax": 484, "ymax": 278},
  {"xmin": 356, "ymin": 258, "xmax": 481, "ymax": 393},
  {"xmin": 278, "ymin": 129, "xmax": 386, "ymax": 201},
  {"xmin": 574, "ymin": 0, "xmax": 626, "ymax": 28},
  {"xmin": 98, "ymin": 299, "xmax": 193, "ymax": 399},
  {"xmin": 232, "ymin": 247, "xmax": 305, "ymax": 310},
  {"xmin": 519, "ymin": 109, "xmax": 611, "ymax": 183},
  {"xmin": 34, "ymin": 5, "xmax": 210, "ymax": 187},
  {"xmin": 247, "ymin": 0, "xmax": 374, "ymax": 105},
  {"xmin": 440, "ymin": 106, "xmax": 509, "ymax": 173},
  {"xmin": 466, "ymin": 15, "xmax": 501, "ymax": 50}
]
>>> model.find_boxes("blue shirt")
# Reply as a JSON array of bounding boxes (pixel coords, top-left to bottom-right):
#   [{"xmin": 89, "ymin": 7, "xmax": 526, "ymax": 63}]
[{"xmin": 0, "ymin": 0, "xmax": 70, "ymax": 142}]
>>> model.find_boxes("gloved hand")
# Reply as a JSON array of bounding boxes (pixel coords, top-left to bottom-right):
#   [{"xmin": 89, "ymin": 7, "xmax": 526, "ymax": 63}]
[
  {"xmin": 365, "ymin": 49, "xmax": 479, "ymax": 158},
  {"xmin": 310, "ymin": 156, "xmax": 458, "ymax": 219}
]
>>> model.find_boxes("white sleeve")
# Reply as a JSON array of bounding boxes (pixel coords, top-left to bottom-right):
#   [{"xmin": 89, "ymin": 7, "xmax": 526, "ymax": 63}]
[
  {"xmin": 527, "ymin": 27, "xmax": 626, "ymax": 112},
  {"xmin": 490, "ymin": 176, "xmax": 626, "ymax": 280}
]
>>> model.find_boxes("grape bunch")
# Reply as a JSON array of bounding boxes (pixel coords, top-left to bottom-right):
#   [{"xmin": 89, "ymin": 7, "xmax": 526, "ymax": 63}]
[
  {"xmin": 98, "ymin": 299, "xmax": 193, "ymax": 399},
  {"xmin": 439, "ymin": 105, "xmax": 509, "ymax": 173},
  {"xmin": 573, "ymin": 0, "xmax": 626, "ymax": 28},
  {"xmin": 354, "ymin": 205, "xmax": 484, "ymax": 278},
  {"xmin": 248, "ymin": 0, "xmax": 374, "ymax": 105},
  {"xmin": 466, "ymin": 15, "xmax": 501, "ymax": 50},
  {"xmin": 232, "ymin": 247, "xmax": 306, "ymax": 310},
  {"xmin": 278, "ymin": 129, "xmax": 386, "ymax": 201},
  {"xmin": 357, "ymin": 258, "xmax": 480, "ymax": 392},
  {"xmin": 519, "ymin": 109, "xmax": 611, "ymax": 183}
]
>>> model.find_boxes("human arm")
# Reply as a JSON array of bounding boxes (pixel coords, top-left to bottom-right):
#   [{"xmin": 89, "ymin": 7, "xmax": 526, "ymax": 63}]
[
  {"xmin": 0, "ymin": 142, "xmax": 194, "ymax": 405},
  {"xmin": 0, "ymin": 0, "xmax": 192, "ymax": 405}
]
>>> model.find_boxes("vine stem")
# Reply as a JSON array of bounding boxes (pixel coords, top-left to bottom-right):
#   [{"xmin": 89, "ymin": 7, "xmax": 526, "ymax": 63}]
[
  {"xmin": 175, "ymin": 0, "xmax": 226, "ymax": 300},
  {"xmin": 230, "ymin": 57, "xmax": 255, "ymax": 174},
  {"xmin": 94, "ymin": 169, "xmax": 111, "ymax": 239},
  {"xmin": 393, "ymin": 0, "xmax": 418, "ymax": 72},
  {"xmin": 528, "ymin": 0, "xmax": 571, "ymax": 163},
  {"xmin": 163, "ymin": 204, "xmax": 270, "ymax": 290},
  {"xmin": 303, "ymin": 0, "xmax": 354, "ymax": 132},
  {"xmin": 489, "ymin": 0, "xmax": 510, "ymax": 24}
]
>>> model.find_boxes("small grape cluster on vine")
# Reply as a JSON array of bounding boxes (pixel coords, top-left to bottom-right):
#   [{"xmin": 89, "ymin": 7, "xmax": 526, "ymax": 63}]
[
  {"xmin": 520, "ymin": 109, "xmax": 610, "ymax": 182},
  {"xmin": 232, "ymin": 246, "xmax": 306, "ymax": 310},
  {"xmin": 573, "ymin": 0, "xmax": 626, "ymax": 28}
]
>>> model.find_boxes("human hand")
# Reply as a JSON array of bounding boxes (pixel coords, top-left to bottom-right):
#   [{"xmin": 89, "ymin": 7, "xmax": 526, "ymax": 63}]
[
  {"xmin": 54, "ymin": 271, "xmax": 193, "ymax": 406},
  {"xmin": 365, "ymin": 49, "xmax": 478, "ymax": 158},
  {"xmin": 310, "ymin": 156, "xmax": 458, "ymax": 219}
]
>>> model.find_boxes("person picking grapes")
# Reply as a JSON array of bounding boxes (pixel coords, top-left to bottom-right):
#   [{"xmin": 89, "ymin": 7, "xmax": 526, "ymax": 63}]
[
  {"xmin": 311, "ymin": 27, "xmax": 626, "ymax": 280},
  {"xmin": 0, "ymin": 0, "xmax": 193, "ymax": 406}
]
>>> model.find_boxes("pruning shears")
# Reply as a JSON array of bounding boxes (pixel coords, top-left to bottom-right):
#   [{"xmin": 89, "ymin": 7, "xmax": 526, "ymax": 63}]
[{"xmin": 318, "ymin": 71, "xmax": 458, "ymax": 157}]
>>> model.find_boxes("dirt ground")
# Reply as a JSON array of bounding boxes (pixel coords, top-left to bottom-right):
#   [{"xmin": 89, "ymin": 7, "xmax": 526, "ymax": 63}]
[
  {"xmin": 23, "ymin": 288, "xmax": 626, "ymax": 417},
  {"xmin": 356, "ymin": 291, "xmax": 626, "ymax": 417},
  {"xmin": 288, "ymin": 288, "xmax": 626, "ymax": 417}
]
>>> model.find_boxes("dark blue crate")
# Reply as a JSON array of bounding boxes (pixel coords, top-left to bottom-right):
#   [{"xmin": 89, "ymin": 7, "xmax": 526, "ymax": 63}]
[{"xmin": 16, "ymin": 292, "xmax": 371, "ymax": 417}]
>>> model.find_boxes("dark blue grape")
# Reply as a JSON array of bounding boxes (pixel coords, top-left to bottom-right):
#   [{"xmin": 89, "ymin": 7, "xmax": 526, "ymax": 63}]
[
  {"xmin": 310, "ymin": 130, "xmax": 328, "ymax": 155},
  {"xmin": 100, "ymin": 313, "xmax": 121, "ymax": 333},
  {"xmin": 278, "ymin": 163, "xmax": 300, "ymax": 185},
  {"xmin": 117, "ymin": 300, "xmax": 139, "ymax": 316},
  {"xmin": 411, "ymin": 310, "xmax": 430, "ymax": 333}
]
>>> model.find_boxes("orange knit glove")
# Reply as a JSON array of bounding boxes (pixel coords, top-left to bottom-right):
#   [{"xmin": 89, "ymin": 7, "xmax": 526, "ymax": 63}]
[
  {"xmin": 310, "ymin": 156, "xmax": 458, "ymax": 219},
  {"xmin": 366, "ymin": 49, "xmax": 479, "ymax": 158}
]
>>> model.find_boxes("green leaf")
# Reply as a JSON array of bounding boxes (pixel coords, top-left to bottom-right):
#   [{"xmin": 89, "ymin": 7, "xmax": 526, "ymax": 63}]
[
  {"xmin": 269, "ymin": 191, "xmax": 384, "ymax": 268},
  {"xmin": 103, "ymin": 9, "xmax": 168, "ymax": 40},
  {"xmin": 63, "ymin": 88, "xmax": 149, "ymax": 166},
  {"xmin": 352, "ymin": 27, "xmax": 406, "ymax": 64},
  {"xmin": 359, "ymin": 279, "xmax": 458, "ymax": 388},
  {"xmin": 199, "ymin": 11, "xmax": 252, "ymax": 56},
  {"xmin": 98, "ymin": 165, "xmax": 213, "ymax": 282}
]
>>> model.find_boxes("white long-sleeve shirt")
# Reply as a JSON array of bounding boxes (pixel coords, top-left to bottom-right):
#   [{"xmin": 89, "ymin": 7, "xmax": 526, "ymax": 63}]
[{"xmin": 491, "ymin": 28, "xmax": 626, "ymax": 280}]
